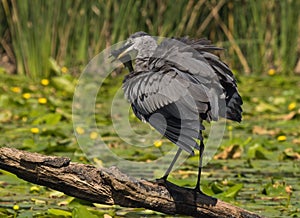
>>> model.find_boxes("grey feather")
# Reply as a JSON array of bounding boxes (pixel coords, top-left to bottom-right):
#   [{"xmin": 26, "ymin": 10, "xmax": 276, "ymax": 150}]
[{"xmin": 115, "ymin": 32, "xmax": 243, "ymax": 154}]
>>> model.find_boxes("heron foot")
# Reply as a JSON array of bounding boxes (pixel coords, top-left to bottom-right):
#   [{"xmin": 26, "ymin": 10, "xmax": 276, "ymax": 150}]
[
  {"xmin": 194, "ymin": 186, "xmax": 204, "ymax": 195},
  {"xmin": 156, "ymin": 175, "xmax": 168, "ymax": 185}
]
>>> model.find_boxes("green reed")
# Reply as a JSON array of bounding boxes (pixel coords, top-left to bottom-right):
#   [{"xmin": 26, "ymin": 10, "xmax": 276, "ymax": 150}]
[{"xmin": 0, "ymin": 0, "xmax": 299, "ymax": 79}]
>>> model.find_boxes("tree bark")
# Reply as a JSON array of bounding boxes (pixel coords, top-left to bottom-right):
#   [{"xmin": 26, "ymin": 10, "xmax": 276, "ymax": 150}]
[{"xmin": 0, "ymin": 147, "xmax": 263, "ymax": 217}]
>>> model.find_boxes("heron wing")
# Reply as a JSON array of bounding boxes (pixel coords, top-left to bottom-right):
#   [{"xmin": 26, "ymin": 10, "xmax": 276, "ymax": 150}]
[
  {"xmin": 176, "ymin": 37, "xmax": 243, "ymax": 121},
  {"xmin": 123, "ymin": 70, "xmax": 208, "ymax": 154},
  {"xmin": 152, "ymin": 38, "xmax": 243, "ymax": 122},
  {"xmin": 123, "ymin": 70, "xmax": 212, "ymax": 116}
]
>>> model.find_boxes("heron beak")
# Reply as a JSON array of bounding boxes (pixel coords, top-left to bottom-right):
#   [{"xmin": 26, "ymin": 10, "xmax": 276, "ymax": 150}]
[
  {"xmin": 116, "ymin": 44, "xmax": 134, "ymax": 59},
  {"xmin": 111, "ymin": 42, "xmax": 134, "ymax": 60}
]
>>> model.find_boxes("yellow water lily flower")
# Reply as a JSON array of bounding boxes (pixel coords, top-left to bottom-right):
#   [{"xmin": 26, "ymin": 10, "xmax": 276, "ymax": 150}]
[
  {"xmin": 61, "ymin": 66, "xmax": 68, "ymax": 73},
  {"xmin": 288, "ymin": 102, "xmax": 296, "ymax": 111},
  {"xmin": 38, "ymin": 97, "xmax": 47, "ymax": 104},
  {"xmin": 90, "ymin": 131, "xmax": 98, "ymax": 139},
  {"xmin": 277, "ymin": 135, "xmax": 287, "ymax": 142},
  {"xmin": 41, "ymin": 79, "xmax": 49, "ymax": 86},
  {"xmin": 22, "ymin": 93, "xmax": 31, "ymax": 99},
  {"xmin": 31, "ymin": 127, "xmax": 40, "ymax": 134},
  {"xmin": 76, "ymin": 127, "xmax": 85, "ymax": 135},
  {"xmin": 13, "ymin": 205, "xmax": 19, "ymax": 211},
  {"xmin": 11, "ymin": 86, "xmax": 21, "ymax": 93},
  {"xmin": 30, "ymin": 186, "xmax": 40, "ymax": 192},
  {"xmin": 154, "ymin": 140, "xmax": 163, "ymax": 148},
  {"xmin": 268, "ymin": 68, "xmax": 276, "ymax": 76}
]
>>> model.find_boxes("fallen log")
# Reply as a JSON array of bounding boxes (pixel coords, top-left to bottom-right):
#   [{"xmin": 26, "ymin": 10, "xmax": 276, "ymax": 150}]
[{"xmin": 0, "ymin": 147, "xmax": 263, "ymax": 217}]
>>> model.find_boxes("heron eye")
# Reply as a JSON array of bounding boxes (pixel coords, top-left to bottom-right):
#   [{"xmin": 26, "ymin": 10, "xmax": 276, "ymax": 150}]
[{"xmin": 127, "ymin": 38, "xmax": 133, "ymax": 44}]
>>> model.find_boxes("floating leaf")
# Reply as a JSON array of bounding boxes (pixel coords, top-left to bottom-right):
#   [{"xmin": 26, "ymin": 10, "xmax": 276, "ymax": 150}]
[
  {"xmin": 211, "ymin": 182, "xmax": 224, "ymax": 194},
  {"xmin": 32, "ymin": 113, "xmax": 62, "ymax": 125},
  {"xmin": 22, "ymin": 138, "xmax": 36, "ymax": 148},
  {"xmin": 49, "ymin": 57, "xmax": 61, "ymax": 75},
  {"xmin": 31, "ymin": 198, "xmax": 46, "ymax": 205},
  {"xmin": 293, "ymin": 138, "xmax": 300, "ymax": 145},
  {"xmin": 51, "ymin": 76, "xmax": 75, "ymax": 94},
  {"xmin": 282, "ymin": 148, "xmax": 300, "ymax": 160},
  {"xmin": 58, "ymin": 197, "xmax": 75, "ymax": 206},
  {"xmin": 279, "ymin": 111, "xmax": 297, "ymax": 121},
  {"xmin": 48, "ymin": 208, "xmax": 72, "ymax": 217},
  {"xmin": 262, "ymin": 181, "xmax": 289, "ymax": 197},
  {"xmin": 0, "ymin": 110, "xmax": 12, "ymax": 123},
  {"xmin": 255, "ymin": 101, "xmax": 278, "ymax": 113},
  {"xmin": 49, "ymin": 190, "xmax": 65, "ymax": 198},
  {"xmin": 214, "ymin": 144, "xmax": 242, "ymax": 160},
  {"xmin": 252, "ymin": 125, "xmax": 279, "ymax": 136},
  {"xmin": 223, "ymin": 183, "xmax": 243, "ymax": 198},
  {"xmin": 247, "ymin": 143, "xmax": 271, "ymax": 160},
  {"xmin": 272, "ymin": 97, "xmax": 286, "ymax": 105},
  {"xmin": 72, "ymin": 206, "xmax": 98, "ymax": 218},
  {"xmin": 0, "ymin": 94, "xmax": 10, "ymax": 107}
]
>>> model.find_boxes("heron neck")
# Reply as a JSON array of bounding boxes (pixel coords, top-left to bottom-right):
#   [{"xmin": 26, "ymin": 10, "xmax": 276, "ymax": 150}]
[
  {"xmin": 135, "ymin": 57, "xmax": 151, "ymax": 72},
  {"xmin": 135, "ymin": 41, "xmax": 157, "ymax": 72}
]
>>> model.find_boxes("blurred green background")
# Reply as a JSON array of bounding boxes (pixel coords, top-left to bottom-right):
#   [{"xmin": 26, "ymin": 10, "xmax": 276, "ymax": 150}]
[
  {"xmin": 1, "ymin": 0, "xmax": 299, "ymax": 79},
  {"xmin": 0, "ymin": 0, "xmax": 300, "ymax": 217}
]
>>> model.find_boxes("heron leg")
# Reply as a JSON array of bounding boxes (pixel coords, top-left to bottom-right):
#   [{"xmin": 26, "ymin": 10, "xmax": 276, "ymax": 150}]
[
  {"xmin": 195, "ymin": 140, "xmax": 204, "ymax": 193},
  {"xmin": 161, "ymin": 148, "xmax": 182, "ymax": 180}
]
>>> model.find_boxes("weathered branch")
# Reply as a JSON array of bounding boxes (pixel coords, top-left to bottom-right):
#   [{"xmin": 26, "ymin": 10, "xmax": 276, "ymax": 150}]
[{"xmin": 0, "ymin": 147, "xmax": 263, "ymax": 217}]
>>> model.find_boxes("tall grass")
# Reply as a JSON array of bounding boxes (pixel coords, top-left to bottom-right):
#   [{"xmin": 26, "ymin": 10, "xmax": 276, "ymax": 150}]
[
  {"xmin": 231, "ymin": 0, "xmax": 300, "ymax": 74},
  {"xmin": 0, "ymin": 0, "xmax": 299, "ymax": 79},
  {"xmin": 2, "ymin": 0, "xmax": 53, "ymax": 79}
]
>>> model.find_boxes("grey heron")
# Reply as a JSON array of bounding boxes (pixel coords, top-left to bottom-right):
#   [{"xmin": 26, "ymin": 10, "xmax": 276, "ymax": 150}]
[{"xmin": 111, "ymin": 31, "xmax": 242, "ymax": 193}]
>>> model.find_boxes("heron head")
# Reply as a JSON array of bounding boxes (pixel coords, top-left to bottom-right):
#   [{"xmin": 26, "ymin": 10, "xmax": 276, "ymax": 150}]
[{"xmin": 112, "ymin": 31, "xmax": 157, "ymax": 61}]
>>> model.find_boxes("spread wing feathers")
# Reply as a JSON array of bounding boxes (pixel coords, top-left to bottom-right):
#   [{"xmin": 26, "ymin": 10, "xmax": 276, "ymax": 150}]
[
  {"xmin": 202, "ymin": 53, "xmax": 243, "ymax": 122},
  {"xmin": 150, "ymin": 37, "xmax": 243, "ymax": 122},
  {"xmin": 151, "ymin": 39, "xmax": 218, "ymax": 82},
  {"xmin": 177, "ymin": 37, "xmax": 243, "ymax": 122},
  {"xmin": 123, "ymin": 70, "xmax": 212, "ymax": 119},
  {"xmin": 147, "ymin": 105, "xmax": 204, "ymax": 154},
  {"xmin": 123, "ymin": 70, "xmax": 209, "ymax": 154},
  {"xmin": 174, "ymin": 37, "xmax": 223, "ymax": 53},
  {"xmin": 131, "ymin": 101, "xmax": 204, "ymax": 154}
]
